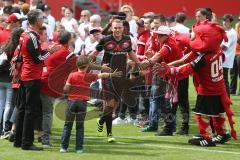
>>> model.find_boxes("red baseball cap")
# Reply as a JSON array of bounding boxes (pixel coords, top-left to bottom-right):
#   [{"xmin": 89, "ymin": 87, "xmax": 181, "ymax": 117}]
[{"xmin": 7, "ymin": 13, "xmax": 26, "ymax": 23}]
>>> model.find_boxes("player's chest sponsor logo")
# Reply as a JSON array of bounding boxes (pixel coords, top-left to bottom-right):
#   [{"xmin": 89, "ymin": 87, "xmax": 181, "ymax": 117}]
[
  {"xmin": 105, "ymin": 41, "xmax": 117, "ymax": 50},
  {"xmin": 105, "ymin": 40, "xmax": 131, "ymax": 51},
  {"xmin": 120, "ymin": 41, "xmax": 131, "ymax": 49}
]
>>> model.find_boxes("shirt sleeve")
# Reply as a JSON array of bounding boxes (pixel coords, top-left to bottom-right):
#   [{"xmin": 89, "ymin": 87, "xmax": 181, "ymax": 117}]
[
  {"xmin": 137, "ymin": 38, "xmax": 146, "ymax": 55},
  {"xmin": 96, "ymin": 38, "xmax": 105, "ymax": 52},
  {"xmin": 151, "ymin": 45, "xmax": 170, "ymax": 63},
  {"xmin": 182, "ymin": 52, "xmax": 198, "ymax": 64},
  {"xmin": 66, "ymin": 73, "xmax": 73, "ymax": 85},
  {"xmin": 26, "ymin": 32, "xmax": 50, "ymax": 64}
]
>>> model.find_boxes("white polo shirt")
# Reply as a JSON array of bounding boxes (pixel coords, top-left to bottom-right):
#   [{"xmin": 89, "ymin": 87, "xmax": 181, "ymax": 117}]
[
  {"xmin": 171, "ymin": 23, "xmax": 190, "ymax": 34},
  {"xmin": 222, "ymin": 28, "xmax": 238, "ymax": 68}
]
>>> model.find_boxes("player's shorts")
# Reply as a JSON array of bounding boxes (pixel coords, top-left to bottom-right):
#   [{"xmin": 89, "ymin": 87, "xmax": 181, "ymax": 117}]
[
  {"xmin": 102, "ymin": 77, "xmax": 146, "ymax": 107},
  {"xmin": 102, "ymin": 78, "xmax": 125, "ymax": 101},
  {"xmin": 194, "ymin": 95, "xmax": 225, "ymax": 116}
]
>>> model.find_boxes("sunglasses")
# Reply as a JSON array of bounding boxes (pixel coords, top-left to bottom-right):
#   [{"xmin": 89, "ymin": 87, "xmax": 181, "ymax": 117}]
[{"xmin": 81, "ymin": 15, "xmax": 88, "ymax": 17}]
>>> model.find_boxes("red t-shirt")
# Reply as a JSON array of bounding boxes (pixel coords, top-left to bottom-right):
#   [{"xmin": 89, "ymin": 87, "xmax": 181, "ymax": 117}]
[
  {"xmin": 66, "ymin": 71, "xmax": 98, "ymax": 101},
  {"xmin": 41, "ymin": 45, "xmax": 73, "ymax": 97},
  {"xmin": 145, "ymin": 33, "xmax": 161, "ymax": 53},
  {"xmin": 137, "ymin": 31, "xmax": 151, "ymax": 55},
  {"xmin": 153, "ymin": 36, "xmax": 183, "ymax": 64},
  {"xmin": 183, "ymin": 51, "xmax": 226, "ymax": 95},
  {"xmin": 0, "ymin": 29, "xmax": 11, "ymax": 45}
]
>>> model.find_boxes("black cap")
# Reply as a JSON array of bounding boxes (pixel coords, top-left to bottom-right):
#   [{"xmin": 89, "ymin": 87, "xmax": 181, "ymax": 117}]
[{"xmin": 136, "ymin": 18, "xmax": 144, "ymax": 27}]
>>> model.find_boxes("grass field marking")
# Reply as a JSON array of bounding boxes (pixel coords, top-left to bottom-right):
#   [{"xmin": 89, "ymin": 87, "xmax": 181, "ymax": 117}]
[
  {"xmin": 50, "ymin": 135, "xmax": 240, "ymax": 154},
  {"xmin": 115, "ymin": 142, "xmax": 240, "ymax": 155}
]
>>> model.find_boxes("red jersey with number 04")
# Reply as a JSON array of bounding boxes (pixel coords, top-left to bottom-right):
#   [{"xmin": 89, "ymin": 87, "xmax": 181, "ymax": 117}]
[{"xmin": 183, "ymin": 51, "xmax": 226, "ymax": 95}]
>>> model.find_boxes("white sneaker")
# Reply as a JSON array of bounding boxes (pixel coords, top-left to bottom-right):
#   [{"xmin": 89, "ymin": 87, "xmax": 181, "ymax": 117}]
[
  {"xmin": 125, "ymin": 117, "xmax": 138, "ymax": 125},
  {"xmin": 112, "ymin": 117, "xmax": 126, "ymax": 125},
  {"xmin": 76, "ymin": 150, "xmax": 83, "ymax": 154},
  {"xmin": 0, "ymin": 131, "xmax": 11, "ymax": 140},
  {"xmin": 60, "ymin": 148, "xmax": 67, "ymax": 153},
  {"xmin": 87, "ymin": 99, "xmax": 99, "ymax": 105}
]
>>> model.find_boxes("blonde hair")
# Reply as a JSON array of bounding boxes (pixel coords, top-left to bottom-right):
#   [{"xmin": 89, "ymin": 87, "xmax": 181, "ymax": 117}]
[{"xmin": 121, "ymin": 5, "xmax": 134, "ymax": 16}]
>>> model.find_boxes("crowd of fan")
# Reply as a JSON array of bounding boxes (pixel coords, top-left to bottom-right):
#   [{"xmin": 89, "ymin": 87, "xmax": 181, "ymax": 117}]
[{"xmin": 0, "ymin": 0, "xmax": 239, "ymax": 153}]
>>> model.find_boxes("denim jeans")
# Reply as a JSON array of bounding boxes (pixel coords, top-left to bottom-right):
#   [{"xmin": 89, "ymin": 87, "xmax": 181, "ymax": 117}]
[
  {"xmin": 61, "ymin": 100, "xmax": 87, "ymax": 150},
  {"xmin": 0, "ymin": 82, "xmax": 13, "ymax": 131},
  {"xmin": 40, "ymin": 93, "xmax": 55, "ymax": 143},
  {"xmin": 149, "ymin": 75, "xmax": 166, "ymax": 128}
]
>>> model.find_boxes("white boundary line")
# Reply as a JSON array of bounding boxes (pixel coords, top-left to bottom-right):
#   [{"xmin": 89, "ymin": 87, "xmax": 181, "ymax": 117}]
[
  {"xmin": 115, "ymin": 142, "xmax": 240, "ymax": 155},
  {"xmin": 50, "ymin": 136, "xmax": 240, "ymax": 155}
]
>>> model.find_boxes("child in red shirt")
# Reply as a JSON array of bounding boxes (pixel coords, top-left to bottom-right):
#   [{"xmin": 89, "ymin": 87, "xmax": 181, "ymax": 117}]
[{"xmin": 60, "ymin": 55, "xmax": 122, "ymax": 153}]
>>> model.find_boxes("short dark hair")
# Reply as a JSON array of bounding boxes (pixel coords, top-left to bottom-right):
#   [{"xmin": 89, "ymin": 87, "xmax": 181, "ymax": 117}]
[
  {"xmin": 205, "ymin": 7, "xmax": 213, "ymax": 21},
  {"xmin": 57, "ymin": 31, "xmax": 72, "ymax": 45},
  {"xmin": 76, "ymin": 55, "xmax": 90, "ymax": 69},
  {"xmin": 176, "ymin": 12, "xmax": 187, "ymax": 23},
  {"xmin": 11, "ymin": 7, "xmax": 21, "ymax": 14},
  {"xmin": 196, "ymin": 8, "xmax": 208, "ymax": 16},
  {"xmin": 3, "ymin": 6, "xmax": 13, "ymax": 15},
  {"xmin": 36, "ymin": 2, "xmax": 45, "ymax": 12},
  {"xmin": 223, "ymin": 14, "xmax": 234, "ymax": 22},
  {"xmin": 27, "ymin": 9, "xmax": 44, "ymax": 25},
  {"xmin": 154, "ymin": 14, "xmax": 166, "ymax": 23},
  {"xmin": 166, "ymin": 16, "xmax": 175, "ymax": 23}
]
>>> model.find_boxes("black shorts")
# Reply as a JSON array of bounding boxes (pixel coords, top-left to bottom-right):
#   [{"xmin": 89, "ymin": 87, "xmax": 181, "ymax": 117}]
[
  {"xmin": 102, "ymin": 77, "xmax": 145, "ymax": 107},
  {"xmin": 194, "ymin": 95, "xmax": 225, "ymax": 116},
  {"xmin": 102, "ymin": 78, "xmax": 125, "ymax": 101}
]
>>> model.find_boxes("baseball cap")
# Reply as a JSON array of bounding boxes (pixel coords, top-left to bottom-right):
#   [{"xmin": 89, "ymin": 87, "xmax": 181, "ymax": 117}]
[
  {"xmin": 154, "ymin": 26, "xmax": 170, "ymax": 35},
  {"xmin": 7, "ymin": 13, "xmax": 26, "ymax": 23},
  {"xmin": 89, "ymin": 27, "xmax": 102, "ymax": 34},
  {"xmin": 117, "ymin": 12, "xmax": 127, "ymax": 20},
  {"xmin": 136, "ymin": 18, "xmax": 144, "ymax": 27}
]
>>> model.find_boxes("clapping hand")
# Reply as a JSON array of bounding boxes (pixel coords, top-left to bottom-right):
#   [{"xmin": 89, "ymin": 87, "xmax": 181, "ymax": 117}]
[
  {"xmin": 101, "ymin": 63, "xmax": 112, "ymax": 72},
  {"xmin": 110, "ymin": 69, "xmax": 123, "ymax": 78},
  {"xmin": 140, "ymin": 60, "xmax": 151, "ymax": 70},
  {"xmin": 152, "ymin": 62, "xmax": 169, "ymax": 78}
]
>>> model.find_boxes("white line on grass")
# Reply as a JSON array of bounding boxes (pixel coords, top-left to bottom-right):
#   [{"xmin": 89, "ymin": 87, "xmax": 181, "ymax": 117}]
[
  {"xmin": 115, "ymin": 141, "xmax": 240, "ymax": 155},
  {"xmin": 51, "ymin": 135, "xmax": 240, "ymax": 155}
]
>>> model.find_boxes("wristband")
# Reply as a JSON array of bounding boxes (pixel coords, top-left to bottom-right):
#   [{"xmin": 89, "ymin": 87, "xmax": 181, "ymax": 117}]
[{"xmin": 148, "ymin": 60, "xmax": 154, "ymax": 66}]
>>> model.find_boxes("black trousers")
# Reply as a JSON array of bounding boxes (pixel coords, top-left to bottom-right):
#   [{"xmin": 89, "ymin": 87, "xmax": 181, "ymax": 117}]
[
  {"xmin": 15, "ymin": 80, "xmax": 41, "ymax": 148},
  {"xmin": 223, "ymin": 68, "xmax": 230, "ymax": 97},
  {"xmin": 177, "ymin": 77, "xmax": 190, "ymax": 127},
  {"xmin": 230, "ymin": 56, "xmax": 240, "ymax": 94},
  {"xmin": 163, "ymin": 78, "xmax": 189, "ymax": 132}
]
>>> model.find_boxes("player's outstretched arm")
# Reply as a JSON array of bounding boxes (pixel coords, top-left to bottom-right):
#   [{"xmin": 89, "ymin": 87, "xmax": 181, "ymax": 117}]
[
  {"xmin": 89, "ymin": 63, "xmax": 112, "ymax": 72},
  {"xmin": 153, "ymin": 62, "xmax": 194, "ymax": 80},
  {"xmin": 98, "ymin": 69, "xmax": 123, "ymax": 79},
  {"xmin": 128, "ymin": 51, "xmax": 142, "ymax": 69}
]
